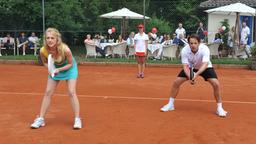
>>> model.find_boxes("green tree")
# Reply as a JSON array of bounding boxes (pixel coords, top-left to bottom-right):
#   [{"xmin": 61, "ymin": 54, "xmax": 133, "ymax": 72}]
[
  {"xmin": 149, "ymin": 0, "xmax": 206, "ymax": 34},
  {"xmin": 146, "ymin": 15, "xmax": 172, "ymax": 34}
]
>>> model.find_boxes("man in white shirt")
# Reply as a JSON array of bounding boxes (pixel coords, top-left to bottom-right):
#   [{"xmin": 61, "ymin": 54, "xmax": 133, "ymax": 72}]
[
  {"xmin": 240, "ymin": 22, "xmax": 250, "ymax": 45},
  {"xmin": 160, "ymin": 34, "xmax": 227, "ymax": 117},
  {"xmin": 28, "ymin": 32, "xmax": 39, "ymax": 48},
  {"xmin": 175, "ymin": 23, "xmax": 186, "ymax": 40},
  {"xmin": 28, "ymin": 32, "xmax": 39, "ymax": 55}
]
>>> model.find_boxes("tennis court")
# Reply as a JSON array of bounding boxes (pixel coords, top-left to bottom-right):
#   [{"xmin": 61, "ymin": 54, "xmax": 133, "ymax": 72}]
[{"xmin": 0, "ymin": 63, "xmax": 256, "ymax": 144}]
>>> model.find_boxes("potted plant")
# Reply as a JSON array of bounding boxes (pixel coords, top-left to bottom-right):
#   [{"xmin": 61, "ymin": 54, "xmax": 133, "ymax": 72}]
[{"xmin": 249, "ymin": 45, "xmax": 256, "ymax": 70}]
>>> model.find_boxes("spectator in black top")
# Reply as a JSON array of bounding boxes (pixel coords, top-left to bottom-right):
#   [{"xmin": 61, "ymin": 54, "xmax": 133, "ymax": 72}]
[
  {"xmin": 196, "ymin": 22, "xmax": 206, "ymax": 43},
  {"xmin": 18, "ymin": 32, "xmax": 28, "ymax": 55}
]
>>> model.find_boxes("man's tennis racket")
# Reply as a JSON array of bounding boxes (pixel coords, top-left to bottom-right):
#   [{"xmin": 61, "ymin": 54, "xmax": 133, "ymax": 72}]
[{"xmin": 189, "ymin": 64, "xmax": 195, "ymax": 85}]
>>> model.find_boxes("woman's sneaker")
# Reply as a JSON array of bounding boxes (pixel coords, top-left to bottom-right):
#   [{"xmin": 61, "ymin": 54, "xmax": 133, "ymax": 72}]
[
  {"xmin": 140, "ymin": 73, "xmax": 144, "ymax": 78},
  {"xmin": 73, "ymin": 117, "xmax": 82, "ymax": 129},
  {"xmin": 160, "ymin": 103, "xmax": 175, "ymax": 112},
  {"xmin": 216, "ymin": 108, "xmax": 227, "ymax": 117},
  {"xmin": 31, "ymin": 117, "xmax": 45, "ymax": 129}
]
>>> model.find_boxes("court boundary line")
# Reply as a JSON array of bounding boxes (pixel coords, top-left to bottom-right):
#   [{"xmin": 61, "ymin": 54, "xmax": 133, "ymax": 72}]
[{"xmin": 0, "ymin": 91, "xmax": 255, "ymax": 105}]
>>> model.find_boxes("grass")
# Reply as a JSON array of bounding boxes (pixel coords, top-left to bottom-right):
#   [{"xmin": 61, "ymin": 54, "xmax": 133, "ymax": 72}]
[
  {"xmin": 0, "ymin": 45, "xmax": 251, "ymax": 65},
  {"xmin": 0, "ymin": 54, "xmax": 250, "ymax": 65},
  {"xmin": 0, "ymin": 55, "xmax": 38, "ymax": 60}
]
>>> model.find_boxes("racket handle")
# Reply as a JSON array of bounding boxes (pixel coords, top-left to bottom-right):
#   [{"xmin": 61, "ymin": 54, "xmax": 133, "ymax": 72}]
[
  {"xmin": 189, "ymin": 67, "xmax": 194, "ymax": 80},
  {"xmin": 51, "ymin": 69, "xmax": 57, "ymax": 78}
]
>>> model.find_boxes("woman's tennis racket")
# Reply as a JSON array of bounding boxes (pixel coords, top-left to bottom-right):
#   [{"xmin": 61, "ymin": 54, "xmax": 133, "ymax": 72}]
[{"xmin": 48, "ymin": 54, "xmax": 56, "ymax": 78}]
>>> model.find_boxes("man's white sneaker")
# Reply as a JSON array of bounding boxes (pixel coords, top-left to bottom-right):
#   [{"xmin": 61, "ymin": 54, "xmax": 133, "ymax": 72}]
[
  {"xmin": 31, "ymin": 117, "xmax": 45, "ymax": 129},
  {"xmin": 160, "ymin": 103, "xmax": 175, "ymax": 112},
  {"xmin": 73, "ymin": 118, "xmax": 82, "ymax": 129},
  {"xmin": 216, "ymin": 108, "xmax": 227, "ymax": 117}
]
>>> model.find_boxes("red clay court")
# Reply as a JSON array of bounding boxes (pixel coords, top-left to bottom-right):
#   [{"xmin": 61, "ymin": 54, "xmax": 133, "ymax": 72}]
[{"xmin": 0, "ymin": 63, "xmax": 256, "ymax": 144}]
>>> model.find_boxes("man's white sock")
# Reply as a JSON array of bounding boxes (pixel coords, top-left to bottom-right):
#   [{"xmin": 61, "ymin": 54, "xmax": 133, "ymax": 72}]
[{"xmin": 217, "ymin": 103, "xmax": 223, "ymax": 109}]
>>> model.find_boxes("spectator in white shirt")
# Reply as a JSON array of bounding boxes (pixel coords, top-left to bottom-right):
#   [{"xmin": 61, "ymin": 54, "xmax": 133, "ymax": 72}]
[
  {"xmin": 28, "ymin": 32, "xmax": 39, "ymax": 49},
  {"xmin": 240, "ymin": 22, "xmax": 250, "ymax": 45},
  {"xmin": 28, "ymin": 32, "xmax": 39, "ymax": 55},
  {"xmin": 175, "ymin": 23, "xmax": 186, "ymax": 40}
]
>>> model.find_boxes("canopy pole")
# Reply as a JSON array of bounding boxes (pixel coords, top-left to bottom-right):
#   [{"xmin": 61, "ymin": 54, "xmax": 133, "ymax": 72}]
[
  {"xmin": 143, "ymin": 0, "xmax": 145, "ymax": 27},
  {"xmin": 234, "ymin": 12, "xmax": 240, "ymax": 56},
  {"xmin": 121, "ymin": 17, "xmax": 125, "ymax": 38},
  {"xmin": 42, "ymin": 0, "xmax": 45, "ymax": 33}
]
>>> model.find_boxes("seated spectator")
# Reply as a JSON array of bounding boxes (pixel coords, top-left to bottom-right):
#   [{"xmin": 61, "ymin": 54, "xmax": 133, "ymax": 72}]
[
  {"xmin": 100, "ymin": 35, "xmax": 107, "ymax": 43},
  {"xmin": 162, "ymin": 34, "xmax": 172, "ymax": 46},
  {"xmin": 212, "ymin": 32, "xmax": 224, "ymax": 56},
  {"xmin": 116, "ymin": 34, "xmax": 125, "ymax": 43},
  {"xmin": 18, "ymin": 32, "xmax": 29, "ymax": 55},
  {"xmin": 0, "ymin": 37, "xmax": 4, "ymax": 56},
  {"xmin": 212, "ymin": 33, "xmax": 223, "ymax": 44},
  {"xmin": 127, "ymin": 32, "xmax": 135, "ymax": 48},
  {"xmin": 93, "ymin": 34, "xmax": 101, "ymax": 48},
  {"xmin": 159, "ymin": 34, "xmax": 167, "ymax": 44},
  {"xmin": 176, "ymin": 34, "xmax": 188, "ymax": 58},
  {"xmin": 28, "ymin": 32, "xmax": 39, "ymax": 55},
  {"xmin": 172, "ymin": 33, "xmax": 179, "ymax": 45},
  {"xmin": 126, "ymin": 32, "xmax": 135, "ymax": 56},
  {"xmin": 178, "ymin": 34, "xmax": 188, "ymax": 47},
  {"xmin": 84, "ymin": 34, "xmax": 105, "ymax": 58},
  {"xmin": 148, "ymin": 32, "xmax": 157, "ymax": 44},
  {"xmin": 3, "ymin": 33, "xmax": 15, "ymax": 50},
  {"xmin": 28, "ymin": 32, "xmax": 39, "ymax": 49}
]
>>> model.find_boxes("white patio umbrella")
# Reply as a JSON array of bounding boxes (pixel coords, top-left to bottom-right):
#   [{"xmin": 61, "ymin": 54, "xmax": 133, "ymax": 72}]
[
  {"xmin": 100, "ymin": 7, "xmax": 150, "ymax": 37},
  {"xmin": 205, "ymin": 2, "xmax": 256, "ymax": 46}
]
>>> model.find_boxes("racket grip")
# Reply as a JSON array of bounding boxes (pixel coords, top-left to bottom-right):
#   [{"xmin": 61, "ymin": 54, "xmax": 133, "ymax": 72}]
[
  {"xmin": 189, "ymin": 67, "xmax": 194, "ymax": 80},
  {"xmin": 51, "ymin": 69, "xmax": 56, "ymax": 78},
  {"xmin": 191, "ymin": 80, "xmax": 195, "ymax": 85}
]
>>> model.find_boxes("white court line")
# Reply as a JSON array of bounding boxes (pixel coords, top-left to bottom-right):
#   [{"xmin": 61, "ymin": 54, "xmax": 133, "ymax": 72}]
[{"xmin": 0, "ymin": 91, "xmax": 256, "ymax": 105}]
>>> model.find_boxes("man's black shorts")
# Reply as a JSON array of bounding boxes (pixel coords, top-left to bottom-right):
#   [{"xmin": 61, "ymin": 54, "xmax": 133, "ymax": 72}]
[{"xmin": 178, "ymin": 68, "xmax": 218, "ymax": 81}]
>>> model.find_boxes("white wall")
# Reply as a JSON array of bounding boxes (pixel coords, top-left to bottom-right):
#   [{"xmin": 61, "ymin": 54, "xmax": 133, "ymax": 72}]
[{"xmin": 207, "ymin": 13, "xmax": 237, "ymax": 43}]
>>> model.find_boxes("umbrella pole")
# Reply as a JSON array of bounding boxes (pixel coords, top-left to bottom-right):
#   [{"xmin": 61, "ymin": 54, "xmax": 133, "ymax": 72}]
[
  {"xmin": 123, "ymin": 17, "xmax": 125, "ymax": 38},
  {"xmin": 234, "ymin": 12, "xmax": 240, "ymax": 56},
  {"xmin": 121, "ymin": 17, "xmax": 125, "ymax": 39}
]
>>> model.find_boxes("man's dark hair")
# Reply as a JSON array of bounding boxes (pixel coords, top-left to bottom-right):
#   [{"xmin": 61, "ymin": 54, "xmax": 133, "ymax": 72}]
[{"xmin": 188, "ymin": 34, "xmax": 200, "ymax": 43}]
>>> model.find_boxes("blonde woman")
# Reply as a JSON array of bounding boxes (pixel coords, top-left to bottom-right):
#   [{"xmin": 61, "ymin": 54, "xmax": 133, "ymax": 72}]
[
  {"xmin": 31, "ymin": 28, "xmax": 82, "ymax": 129},
  {"xmin": 116, "ymin": 34, "xmax": 125, "ymax": 43}
]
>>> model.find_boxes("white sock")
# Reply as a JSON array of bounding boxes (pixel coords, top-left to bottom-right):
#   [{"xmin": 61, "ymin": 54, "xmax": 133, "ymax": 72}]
[
  {"xmin": 38, "ymin": 117, "xmax": 44, "ymax": 120},
  {"xmin": 168, "ymin": 97, "xmax": 175, "ymax": 105},
  {"xmin": 217, "ymin": 103, "xmax": 223, "ymax": 109}
]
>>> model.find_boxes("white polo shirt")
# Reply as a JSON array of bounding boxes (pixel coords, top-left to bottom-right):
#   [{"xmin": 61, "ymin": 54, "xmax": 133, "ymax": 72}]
[
  {"xmin": 240, "ymin": 26, "xmax": 250, "ymax": 44},
  {"xmin": 181, "ymin": 43, "xmax": 212, "ymax": 69},
  {"xmin": 134, "ymin": 32, "xmax": 149, "ymax": 52},
  {"xmin": 175, "ymin": 27, "xmax": 186, "ymax": 39}
]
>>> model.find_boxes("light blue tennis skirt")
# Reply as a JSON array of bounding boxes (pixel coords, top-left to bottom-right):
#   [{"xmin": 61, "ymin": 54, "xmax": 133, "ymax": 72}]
[{"xmin": 49, "ymin": 57, "xmax": 78, "ymax": 80}]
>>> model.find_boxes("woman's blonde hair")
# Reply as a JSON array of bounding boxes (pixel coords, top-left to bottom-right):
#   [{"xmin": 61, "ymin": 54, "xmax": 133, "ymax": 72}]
[{"xmin": 44, "ymin": 27, "xmax": 67, "ymax": 62}]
